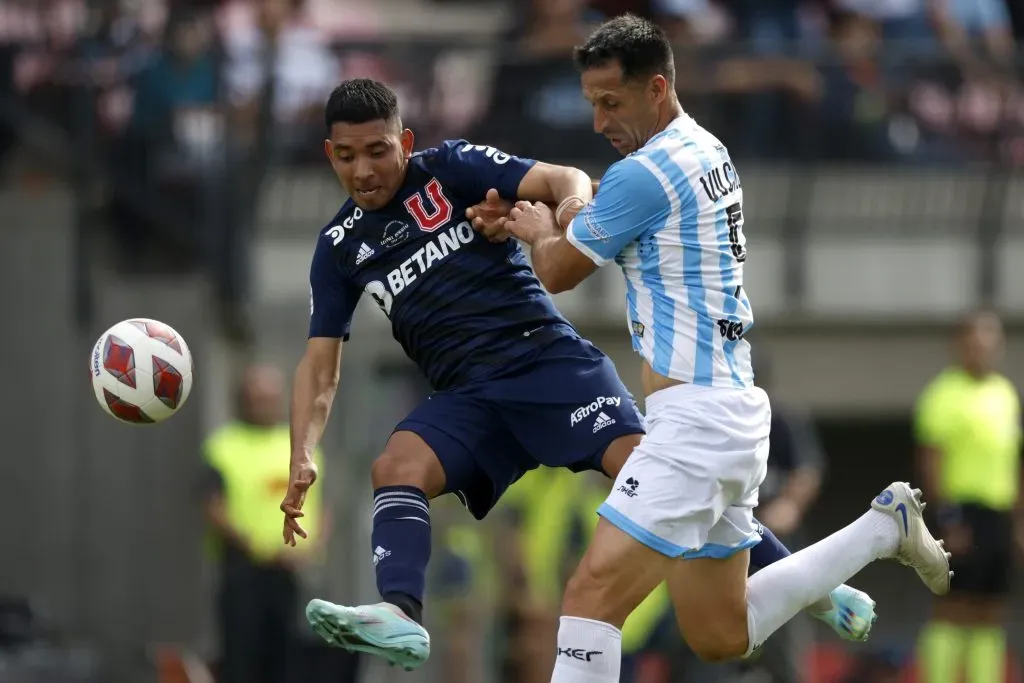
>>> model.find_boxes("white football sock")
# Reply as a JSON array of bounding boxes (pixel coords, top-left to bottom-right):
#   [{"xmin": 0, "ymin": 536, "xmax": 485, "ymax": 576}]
[
  {"xmin": 549, "ymin": 616, "xmax": 622, "ymax": 682},
  {"xmin": 745, "ymin": 509, "xmax": 899, "ymax": 655}
]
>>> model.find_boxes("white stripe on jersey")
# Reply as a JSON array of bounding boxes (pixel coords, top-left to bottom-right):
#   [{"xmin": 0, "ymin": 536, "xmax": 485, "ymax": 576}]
[{"xmin": 618, "ymin": 114, "xmax": 754, "ymax": 388}]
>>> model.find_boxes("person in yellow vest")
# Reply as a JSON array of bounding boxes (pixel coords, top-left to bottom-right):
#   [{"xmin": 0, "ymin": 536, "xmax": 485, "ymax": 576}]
[
  {"xmin": 915, "ymin": 311, "xmax": 1023, "ymax": 683},
  {"xmin": 201, "ymin": 364, "xmax": 327, "ymax": 683}
]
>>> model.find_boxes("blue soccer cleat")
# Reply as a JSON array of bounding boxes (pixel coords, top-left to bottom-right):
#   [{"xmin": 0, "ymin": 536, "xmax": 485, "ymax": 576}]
[
  {"xmin": 306, "ymin": 599, "xmax": 431, "ymax": 670},
  {"xmin": 810, "ymin": 584, "xmax": 878, "ymax": 641}
]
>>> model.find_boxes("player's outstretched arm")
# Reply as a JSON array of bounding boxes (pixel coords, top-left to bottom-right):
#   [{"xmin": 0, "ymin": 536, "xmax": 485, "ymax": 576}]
[
  {"xmin": 515, "ymin": 162, "xmax": 594, "ymax": 230},
  {"xmin": 282, "ymin": 337, "xmax": 342, "ymax": 546},
  {"xmin": 507, "ymin": 158, "xmax": 668, "ymax": 294}
]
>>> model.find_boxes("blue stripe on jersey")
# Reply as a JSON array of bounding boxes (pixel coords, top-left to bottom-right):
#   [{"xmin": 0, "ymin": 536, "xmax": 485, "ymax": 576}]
[
  {"xmin": 638, "ymin": 201, "xmax": 675, "ymax": 376},
  {"xmin": 684, "ymin": 138, "xmax": 744, "ymax": 388},
  {"xmin": 650, "ymin": 144, "xmax": 714, "ymax": 385}
]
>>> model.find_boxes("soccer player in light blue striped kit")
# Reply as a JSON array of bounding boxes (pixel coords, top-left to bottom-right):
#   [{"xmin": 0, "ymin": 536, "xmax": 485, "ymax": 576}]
[{"xmin": 502, "ymin": 14, "xmax": 954, "ymax": 683}]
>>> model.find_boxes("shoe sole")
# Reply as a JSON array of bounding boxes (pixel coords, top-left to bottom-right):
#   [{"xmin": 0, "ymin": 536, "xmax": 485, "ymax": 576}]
[
  {"xmin": 305, "ymin": 599, "xmax": 429, "ymax": 671},
  {"xmin": 893, "ymin": 484, "xmax": 953, "ymax": 595}
]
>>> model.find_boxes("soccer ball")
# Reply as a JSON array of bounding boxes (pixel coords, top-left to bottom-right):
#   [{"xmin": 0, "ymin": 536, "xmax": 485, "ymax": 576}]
[{"xmin": 90, "ymin": 318, "xmax": 194, "ymax": 425}]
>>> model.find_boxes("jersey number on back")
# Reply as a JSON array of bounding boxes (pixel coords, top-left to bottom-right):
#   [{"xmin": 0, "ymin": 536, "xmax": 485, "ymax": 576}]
[
  {"xmin": 404, "ymin": 178, "xmax": 453, "ymax": 233},
  {"xmin": 726, "ymin": 203, "xmax": 746, "ymax": 263}
]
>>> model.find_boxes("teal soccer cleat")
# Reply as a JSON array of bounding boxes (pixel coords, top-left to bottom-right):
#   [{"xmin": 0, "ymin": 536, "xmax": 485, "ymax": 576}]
[
  {"xmin": 810, "ymin": 584, "xmax": 878, "ymax": 641},
  {"xmin": 306, "ymin": 599, "xmax": 431, "ymax": 670}
]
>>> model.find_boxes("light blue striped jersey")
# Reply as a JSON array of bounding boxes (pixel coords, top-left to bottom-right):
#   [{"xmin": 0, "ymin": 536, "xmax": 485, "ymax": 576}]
[{"xmin": 566, "ymin": 114, "xmax": 754, "ymax": 388}]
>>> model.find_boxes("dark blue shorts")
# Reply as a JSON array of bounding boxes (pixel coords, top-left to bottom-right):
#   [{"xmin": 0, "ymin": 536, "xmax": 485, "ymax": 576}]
[{"xmin": 394, "ymin": 336, "xmax": 645, "ymax": 519}]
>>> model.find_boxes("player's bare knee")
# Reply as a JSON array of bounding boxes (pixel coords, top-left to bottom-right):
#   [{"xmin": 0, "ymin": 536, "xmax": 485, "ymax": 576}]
[
  {"xmin": 682, "ymin": 609, "xmax": 750, "ymax": 662},
  {"xmin": 684, "ymin": 626, "xmax": 749, "ymax": 659},
  {"xmin": 371, "ymin": 433, "xmax": 446, "ymax": 495}
]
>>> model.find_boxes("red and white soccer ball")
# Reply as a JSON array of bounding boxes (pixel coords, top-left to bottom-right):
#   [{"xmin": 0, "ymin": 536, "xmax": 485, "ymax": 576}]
[{"xmin": 89, "ymin": 318, "xmax": 194, "ymax": 425}]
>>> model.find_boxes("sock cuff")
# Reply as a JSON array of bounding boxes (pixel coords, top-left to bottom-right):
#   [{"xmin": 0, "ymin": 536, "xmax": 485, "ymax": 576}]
[
  {"xmin": 374, "ymin": 485, "xmax": 429, "ymax": 500},
  {"xmin": 559, "ymin": 616, "xmax": 623, "ymax": 639},
  {"xmin": 373, "ymin": 486, "xmax": 430, "ymax": 524},
  {"xmin": 556, "ymin": 616, "xmax": 622, "ymax": 679}
]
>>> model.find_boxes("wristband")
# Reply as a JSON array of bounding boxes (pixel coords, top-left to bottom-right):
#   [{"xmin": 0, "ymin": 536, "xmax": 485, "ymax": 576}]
[{"xmin": 556, "ymin": 196, "xmax": 585, "ymax": 227}]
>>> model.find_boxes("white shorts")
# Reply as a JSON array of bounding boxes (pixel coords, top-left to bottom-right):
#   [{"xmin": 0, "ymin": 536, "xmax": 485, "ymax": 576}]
[{"xmin": 598, "ymin": 383, "xmax": 771, "ymax": 559}]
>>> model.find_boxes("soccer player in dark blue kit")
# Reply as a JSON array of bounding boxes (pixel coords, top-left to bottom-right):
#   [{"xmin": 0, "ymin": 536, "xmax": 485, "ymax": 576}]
[
  {"xmin": 279, "ymin": 78, "xmax": 830, "ymax": 671},
  {"xmin": 279, "ymin": 78, "xmax": 643, "ymax": 670}
]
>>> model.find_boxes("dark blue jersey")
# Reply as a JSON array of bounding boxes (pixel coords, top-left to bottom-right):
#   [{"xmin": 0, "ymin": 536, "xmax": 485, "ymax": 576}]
[{"xmin": 308, "ymin": 139, "xmax": 577, "ymax": 390}]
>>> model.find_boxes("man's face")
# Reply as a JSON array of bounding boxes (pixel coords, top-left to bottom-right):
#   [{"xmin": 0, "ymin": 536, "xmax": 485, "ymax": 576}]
[
  {"xmin": 324, "ymin": 119, "xmax": 414, "ymax": 211},
  {"xmin": 240, "ymin": 365, "xmax": 285, "ymax": 426},
  {"xmin": 958, "ymin": 312, "xmax": 1005, "ymax": 375},
  {"xmin": 581, "ymin": 60, "xmax": 663, "ymax": 156}
]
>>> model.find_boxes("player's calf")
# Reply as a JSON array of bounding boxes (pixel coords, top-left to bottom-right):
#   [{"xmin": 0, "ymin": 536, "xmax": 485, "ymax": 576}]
[
  {"xmin": 368, "ymin": 431, "xmax": 448, "ymax": 623},
  {"xmin": 552, "ymin": 519, "xmax": 671, "ymax": 683}
]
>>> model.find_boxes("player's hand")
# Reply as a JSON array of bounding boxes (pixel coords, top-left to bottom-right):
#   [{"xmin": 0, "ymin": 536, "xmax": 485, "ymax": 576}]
[
  {"xmin": 505, "ymin": 201, "xmax": 557, "ymax": 245},
  {"xmin": 466, "ymin": 188, "xmax": 514, "ymax": 242},
  {"xmin": 281, "ymin": 459, "xmax": 318, "ymax": 546}
]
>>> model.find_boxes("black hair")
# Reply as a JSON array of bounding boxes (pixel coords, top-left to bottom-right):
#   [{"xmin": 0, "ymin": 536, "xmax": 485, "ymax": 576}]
[
  {"xmin": 324, "ymin": 78, "xmax": 399, "ymax": 131},
  {"xmin": 573, "ymin": 13, "xmax": 675, "ymax": 85}
]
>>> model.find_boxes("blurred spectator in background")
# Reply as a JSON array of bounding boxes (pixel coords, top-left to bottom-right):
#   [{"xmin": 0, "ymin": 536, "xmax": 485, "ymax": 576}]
[
  {"xmin": 815, "ymin": 9, "xmax": 902, "ymax": 162},
  {"xmin": 221, "ymin": 0, "xmax": 338, "ymax": 159},
  {"xmin": 915, "ymin": 311, "xmax": 1022, "ymax": 683},
  {"xmin": 109, "ymin": 5, "xmax": 221, "ymax": 274},
  {"xmin": 925, "ymin": 0, "xmax": 1016, "ymax": 72},
  {"xmin": 469, "ymin": 0, "xmax": 614, "ymax": 165},
  {"xmin": 201, "ymin": 364, "xmax": 328, "ymax": 683}
]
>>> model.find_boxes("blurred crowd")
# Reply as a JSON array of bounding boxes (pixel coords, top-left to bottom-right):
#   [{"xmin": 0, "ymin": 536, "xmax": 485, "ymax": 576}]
[
  {"xmin": 2, "ymin": 0, "xmax": 1024, "ymax": 319},
  {"xmin": 3, "ymin": 0, "xmax": 1024, "ymax": 169}
]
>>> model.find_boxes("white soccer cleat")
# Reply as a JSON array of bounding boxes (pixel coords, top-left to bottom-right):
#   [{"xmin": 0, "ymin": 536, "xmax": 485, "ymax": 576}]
[
  {"xmin": 306, "ymin": 599, "xmax": 431, "ymax": 670},
  {"xmin": 870, "ymin": 481, "xmax": 952, "ymax": 595}
]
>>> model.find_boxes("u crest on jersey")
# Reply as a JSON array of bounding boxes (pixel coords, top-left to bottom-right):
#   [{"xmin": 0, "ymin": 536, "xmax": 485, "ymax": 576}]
[{"xmin": 404, "ymin": 178, "xmax": 453, "ymax": 232}]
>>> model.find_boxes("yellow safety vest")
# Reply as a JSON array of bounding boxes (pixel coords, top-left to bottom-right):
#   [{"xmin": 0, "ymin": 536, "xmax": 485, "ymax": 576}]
[
  {"xmin": 203, "ymin": 422, "xmax": 323, "ymax": 562},
  {"xmin": 915, "ymin": 367, "xmax": 1021, "ymax": 510},
  {"xmin": 501, "ymin": 467, "xmax": 583, "ymax": 607}
]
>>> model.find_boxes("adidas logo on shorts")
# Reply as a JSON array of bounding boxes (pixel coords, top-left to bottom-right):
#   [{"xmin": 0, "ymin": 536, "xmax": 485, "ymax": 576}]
[
  {"xmin": 355, "ymin": 242, "xmax": 375, "ymax": 265},
  {"xmin": 592, "ymin": 411, "xmax": 615, "ymax": 434}
]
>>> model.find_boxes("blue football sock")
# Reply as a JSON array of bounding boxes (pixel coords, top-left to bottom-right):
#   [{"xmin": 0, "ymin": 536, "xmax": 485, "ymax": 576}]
[
  {"xmin": 749, "ymin": 521, "xmax": 791, "ymax": 570},
  {"xmin": 372, "ymin": 485, "xmax": 431, "ymax": 623}
]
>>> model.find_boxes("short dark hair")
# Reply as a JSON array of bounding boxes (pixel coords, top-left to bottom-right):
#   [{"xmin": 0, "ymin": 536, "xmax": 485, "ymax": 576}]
[
  {"xmin": 324, "ymin": 78, "xmax": 399, "ymax": 131},
  {"xmin": 573, "ymin": 14, "xmax": 675, "ymax": 85}
]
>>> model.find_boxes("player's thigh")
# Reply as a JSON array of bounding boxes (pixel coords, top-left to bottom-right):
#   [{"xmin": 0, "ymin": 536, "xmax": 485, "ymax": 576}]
[
  {"xmin": 384, "ymin": 391, "xmax": 514, "ymax": 512},
  {"xmin": 667, "ymin": 551, "xmax": 752, "ymax": 662},
  {"xmin": 562, "ymin": 516, "xmax": 674, "ymax": 628},
  {"xmin": 495, "ymin": 338, "xmax": 645, "ymax": 475}
]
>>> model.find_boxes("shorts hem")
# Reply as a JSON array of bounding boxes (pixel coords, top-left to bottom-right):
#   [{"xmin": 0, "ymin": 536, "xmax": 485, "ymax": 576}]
[
  {"xmin": 598, "ymin": 503, "xmax": 687, "ymax": 557},
  {"xmin": 598, "ymin": 503, "xmax": 762, "ymax": 560}
]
